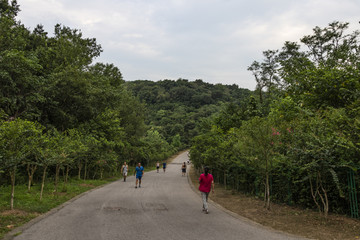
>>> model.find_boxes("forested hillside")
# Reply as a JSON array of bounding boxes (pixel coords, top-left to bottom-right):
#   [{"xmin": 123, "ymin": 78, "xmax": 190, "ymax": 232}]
[
  {"xmin": 125, "ymin": 79, "xmax": 251, "ymax": 148},
  {"xmin": 190, "ymin": 21, "xmax": 360, "ymax": 218}
]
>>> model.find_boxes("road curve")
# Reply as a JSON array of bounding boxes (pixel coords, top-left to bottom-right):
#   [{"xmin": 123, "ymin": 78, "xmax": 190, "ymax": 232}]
[{"xmin": 13, "ymin": 152, "xmax": 305, "ymax": 240}]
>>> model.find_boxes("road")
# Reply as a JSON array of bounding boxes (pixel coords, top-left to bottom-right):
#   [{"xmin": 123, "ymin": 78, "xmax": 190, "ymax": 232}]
[{"xmin": 13, "ymin": 152, "xmax": 305, "ymax": 240}]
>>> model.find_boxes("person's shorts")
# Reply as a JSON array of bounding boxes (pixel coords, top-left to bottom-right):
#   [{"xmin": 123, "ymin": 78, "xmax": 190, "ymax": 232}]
[
  {"xmin": 123, "ymin": 172, "xmax": 127, "ymax": 177},
  {"xmin": 136, "ymin": 175, "xmax": 142, "ymax": 180},
  {"xmin": 182, "ymin": 169, "xmax": 186, "ymax": 173},
  {"xmin": 156, "ymin": 166, "xmax": 159, "ymax": 169}
]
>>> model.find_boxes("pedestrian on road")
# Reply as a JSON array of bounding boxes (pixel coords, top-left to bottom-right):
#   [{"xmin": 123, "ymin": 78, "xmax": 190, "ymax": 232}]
[
  {"xmin": 181, "ymin": 162, "xmax": 186, "ymax": 177},
  {"xmin": 134, "ymin": 163, "xmax": 144, "ymax": 188},
  {"xmin": 121, "ymin": 162, "xmax": 128, "ymax": 182},
  {"xmin": 199, "ymin": 166, "xmax": 214, "ymax": 214},
  {"xmin": 162, "ymin": 162, "xmax": 167, "ymax": 173},
  {"xmin": 156, "ymin": 162, "xmax": 160, "ymax": 173}
]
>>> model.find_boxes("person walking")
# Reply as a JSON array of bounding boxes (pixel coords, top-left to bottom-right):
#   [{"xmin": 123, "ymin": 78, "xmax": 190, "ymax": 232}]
[
  {"xmin": 199, "ymin": 166, "xmax": 214, "ymax": 214},
  {"xmin": 156, "ymin": 162, "xmax": 160, "ymax": 173},
  {"xmin": 134, "ymin": 162, "xmax": 144, "ymax": 188},
  {"xmin": 121, "ymin": 162, "xmax": 128, "ymax": 182},
  {"xmin": 181, "ymin": 162, "xmax": 186, "ymax": 177},
  {"xmin": 162, "ymin": 162, "xmax": 167, "ymax": 173}
]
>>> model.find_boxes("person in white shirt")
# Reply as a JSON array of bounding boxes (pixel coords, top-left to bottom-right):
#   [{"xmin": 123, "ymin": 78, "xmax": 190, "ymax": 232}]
[{"xmin": 121, "ymin": 162, "xmax": 128, "ymax": 182}]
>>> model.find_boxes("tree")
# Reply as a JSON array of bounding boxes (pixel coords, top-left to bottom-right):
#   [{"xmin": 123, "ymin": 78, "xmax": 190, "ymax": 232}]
[
  {"xmin": 248, "ymin": 50, "xmax": 280, "ymax": 104},
  {"xmin": 278, "ymin": 21, "xmax": 360, "ymax": 109},
  {"xmin": 0, "ymin": 0, "xmax": 23, "ymax": 52},
  {"xmin": 46, "ymin": 24, "xmax": 102, "ymax": 72},
  {"xmin": 0, "ymin": 118, "xmax": 43, "ymax": 209},
  {"xmin": 237, "ymin": 117, "xmax": 278, "ymax": 210},
  {"xmin": 38, "ymin": 133, "xmax": 57, "ymax": 200},
  {"xmin": 287, "ymin": 109, "xmax": 356, "ymax": 218},
  {"xmin": 24, "ymin": 128, "xmax": 46, "ymax": 192}
]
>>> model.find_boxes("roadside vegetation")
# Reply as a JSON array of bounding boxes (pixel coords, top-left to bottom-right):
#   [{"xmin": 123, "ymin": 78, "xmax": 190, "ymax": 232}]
[
  {"xmin": 0, "ymin": 0, "xmax": 176, "ymax": 229},
  {"xmin": 190, "ymin": 21, "xmax": 360, "ymax": 219},
  {"xmin": 0, "ymin": 177, "xmax": 118, "ymax": 239},
  {"xmin": 189, "ymin": 168, "xmax": 360, "ymax": 240}
]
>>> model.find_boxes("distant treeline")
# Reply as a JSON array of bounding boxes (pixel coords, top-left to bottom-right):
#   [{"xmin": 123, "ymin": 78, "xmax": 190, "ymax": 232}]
[{"xmin": 125, "ymin": 79, "xmax": 252, "ymax": 147}]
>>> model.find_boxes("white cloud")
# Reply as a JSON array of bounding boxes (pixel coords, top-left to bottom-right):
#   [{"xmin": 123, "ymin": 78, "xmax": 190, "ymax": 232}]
[{"xmin": 16, "ymin": 0, "xmax": 360, "ymax": 90}]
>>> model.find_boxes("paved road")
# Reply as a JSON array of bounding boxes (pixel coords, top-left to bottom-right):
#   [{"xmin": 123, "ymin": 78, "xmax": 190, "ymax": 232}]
[{"xmin": 13, "ymin": 152, "xmax": 305, "ymax": 240}]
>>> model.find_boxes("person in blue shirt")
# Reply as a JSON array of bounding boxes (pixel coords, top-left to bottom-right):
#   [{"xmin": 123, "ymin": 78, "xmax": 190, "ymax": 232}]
[
  {"xmin": 162, "ymin": 162, "xmax": 167, "ymax": 173},
  {"xmin": 134, "ymin": 162, "xmax": 144, "ymax": 188}
]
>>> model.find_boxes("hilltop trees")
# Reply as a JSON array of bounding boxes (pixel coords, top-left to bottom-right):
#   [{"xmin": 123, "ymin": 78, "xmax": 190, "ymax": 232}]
[{"xmin": 126, "ymin": 79, "xmax": 251, "ymax": 148}]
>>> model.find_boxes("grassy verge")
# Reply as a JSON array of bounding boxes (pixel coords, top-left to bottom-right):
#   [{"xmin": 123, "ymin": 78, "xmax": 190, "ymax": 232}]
[
  {"xmin": 0, "ymin": 163, "xmax": 163, "ymax": 239},
  {"xmin": 0, "ymin": 177, "xmax": 118, "ymax": 239},
  {"xmin": 189, "ymin": 167, "xmax": 360, "ymax": 240}
]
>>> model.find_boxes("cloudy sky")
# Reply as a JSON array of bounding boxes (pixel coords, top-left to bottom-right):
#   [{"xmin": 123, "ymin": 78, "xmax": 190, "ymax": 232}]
[{"xmin": 16, "ymin": 0, "xmax": 360, "ymax": 90}]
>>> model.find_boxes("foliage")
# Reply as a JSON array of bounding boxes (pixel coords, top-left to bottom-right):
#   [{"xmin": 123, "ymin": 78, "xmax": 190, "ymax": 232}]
[
  {"xmin": 125, "ymin": 79, "xmax": 251, "ymax": 147},
  {"xmin": 191, "ymin": 21, "xmax": 360, "ymax": 217},
  {"xmin": 0, "ymin": 1, "xmax": 183, "ymax": 209}
]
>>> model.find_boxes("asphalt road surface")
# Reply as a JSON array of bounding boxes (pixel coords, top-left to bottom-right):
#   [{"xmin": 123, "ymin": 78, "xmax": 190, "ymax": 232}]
[{"xmin": 13, "ymin": 152, "xmax": 305, "ymax": 240}]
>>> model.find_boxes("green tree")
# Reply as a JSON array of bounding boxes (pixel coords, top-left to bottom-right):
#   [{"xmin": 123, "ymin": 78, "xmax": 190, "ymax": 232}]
[
  {"xmin": 278, "ymin": 21, "xmax": 360, "ymax": 109},
  {"xmin": 287, "ymin": 109, "xmax": 355, "ymax": 217},
  {"xmin": 238, "ymin": 117, "xmax": 277, "ymax": 210},
  {"xmin": 0, "ymin": 119, "xmax": 43, "ymax": 209}
]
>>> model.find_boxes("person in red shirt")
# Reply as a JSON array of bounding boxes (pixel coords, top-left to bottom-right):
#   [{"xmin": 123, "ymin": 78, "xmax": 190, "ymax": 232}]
[{"xmin": 199, "ymin": 166, "xmax": 214, "ymax": 214}]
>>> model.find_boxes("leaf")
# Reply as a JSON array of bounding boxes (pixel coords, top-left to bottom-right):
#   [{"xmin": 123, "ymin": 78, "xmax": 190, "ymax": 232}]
[{"xmin": 328, "ymin": 168, "xmax": 344, "ymax": 198}]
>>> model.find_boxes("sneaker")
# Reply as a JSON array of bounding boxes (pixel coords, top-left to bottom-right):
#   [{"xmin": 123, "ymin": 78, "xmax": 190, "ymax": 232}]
[
  {"xmin": 202, "ymin": 208, "xmax": 206, "ymax": 212},
  {"xmin": 139, "ymin": 185, "xmax": 141, "ymax": 188},
  {"xmin": 135, "ymin": 186, "xmax": 137, "ymax": 188},
  {"xmin": 206, "ymin": 210, "xmax": 209, "ymax": 214}
]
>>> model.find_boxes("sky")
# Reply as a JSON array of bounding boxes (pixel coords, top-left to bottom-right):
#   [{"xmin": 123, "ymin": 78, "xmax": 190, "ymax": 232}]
[{"xmin": 16, "ymin": 0, "xmax": 360, "ymax": 90}]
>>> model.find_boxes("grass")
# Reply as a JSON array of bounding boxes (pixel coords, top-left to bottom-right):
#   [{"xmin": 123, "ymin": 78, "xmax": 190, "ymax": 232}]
[
  {"xmin": 0, "ymin": 164, "xmax": 160, "ymax": 239},
  {"xmin": 0, "ymin": 176, "xmax": 119, "ymax": 239}
]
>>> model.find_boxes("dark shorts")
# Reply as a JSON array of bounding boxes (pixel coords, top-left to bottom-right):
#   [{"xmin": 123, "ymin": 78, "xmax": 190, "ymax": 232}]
[
  {"xmin": 182, "ymin": 169, "xmax": 186, "ymax": 173},
  {"xmin": 156, "ymin": 166, "xmax": 159, "ymax": 169},
  {"xmin": 136, "ymin": 175, "xmax": 142, "ymax": 180}
]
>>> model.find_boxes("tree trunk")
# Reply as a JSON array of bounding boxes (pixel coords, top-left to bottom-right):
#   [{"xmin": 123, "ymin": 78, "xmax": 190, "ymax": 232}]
[
  {"xmin": 65, "ymin": 165, "xmax": 69, "ymax": 184},
  {"xmin": 55, "ymin": 164, "xmax": 60, "ymax": 192},
  {"xmin": 27, "ymin": 164, "xmax": 37, "ymax": 192},
  {"xmin": 265, "ymin": 157, "xmax": 270, "ymax": 210},
  {"xmin": 259, "ymin": 88, "xmax": 263, "ymax": 104},
  {"xmin": 318, "ymin": 173, "xmax": 329, "ymax": 218},
  {"xmin": 83, "ymin": 162, "xmax": 87, "ymax": 181},
  {"xmin": 78, "ymin": 163, "xmax": 82, "ymax": 180},
  {"xmin": 92, "ymin": 166, "xmax": 98, "ymax": 179},
  {"xmin": 265, "ymin": 171, "xmax": 270, "ymax": 210},
  {"xmin": 40, "ymin": 166, "xmax": 47, "ymax": 201},
  {"xmin": 224, "ymin": 170, "xmax": 227, "ymax": 189},
  {"xmin": 10, "ymin": 167, "xmax": 16, "ymax": 210},
  {"xmin": 309, "ymin": 176, "xmax": 321, "ymax": 213}
]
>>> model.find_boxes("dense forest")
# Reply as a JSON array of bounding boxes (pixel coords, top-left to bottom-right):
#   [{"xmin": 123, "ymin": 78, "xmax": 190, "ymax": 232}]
[
  {"xmin": 125, "ymin": 79, "xmax": 251, "ymax": 148},
  {"xmin": 190, "ymin": 21, "xmax": 360, "ymax": 218}
]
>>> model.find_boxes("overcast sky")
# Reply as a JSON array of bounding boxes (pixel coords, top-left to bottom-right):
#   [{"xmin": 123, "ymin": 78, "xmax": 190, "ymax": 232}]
[{"xmin": 16, "ymin": 0, "xmax": 360, "ymax": 90}]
